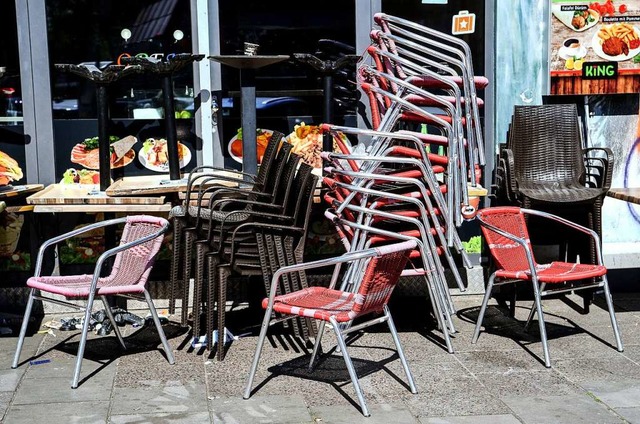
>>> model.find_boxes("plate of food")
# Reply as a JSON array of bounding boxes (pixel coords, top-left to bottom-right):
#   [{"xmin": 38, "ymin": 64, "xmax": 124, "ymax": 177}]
[
  {"xmin": 592, "ymin": 23, "xmax": 640, "ymax": 61},
  {"xmin": 70, "ymin": 135, "xmax": 137, "ymax": 170},
  {"xmin": 139, "ymin": 138, "xmax": 191, "ymax": 172},
  {"xmin": 60, "ymin": 168, "xmax": 102, "ymax": 185},
  {"xmin": 228, "ymin": 129, "xmax": 274, "ymax": 164},
  {"xmin": 286, "ymin": 122, "xmax": 352, "ymax": 169},
  {"xmin": 552, "ymin": 5, "xmax": 600, "ymax": 32},
  {"xmin": 0, "ymin": 149, "xmax": 24, "ymax": 187}
]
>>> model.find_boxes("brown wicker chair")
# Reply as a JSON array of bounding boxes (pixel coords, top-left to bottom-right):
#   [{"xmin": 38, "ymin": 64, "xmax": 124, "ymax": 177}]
[
  {"xmin": 168, "ymin": 132, "xmax": 287, "ymax": 325},
  {"xmin": 498, "ymin": 104, "xmax": 613, "ymax": 309},
  {"xmin": 500, "ymin": 104, "xmax": 612, "ymax": 257},
  {"xmin": 208, "ymin": 162, "xmax": 319, "ymax": 360}
]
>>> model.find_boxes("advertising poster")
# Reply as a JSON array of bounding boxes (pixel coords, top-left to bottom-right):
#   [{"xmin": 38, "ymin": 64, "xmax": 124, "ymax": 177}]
[{"xmin": 550, "ymin": 0, "xmax": 640, "ymax": 94}]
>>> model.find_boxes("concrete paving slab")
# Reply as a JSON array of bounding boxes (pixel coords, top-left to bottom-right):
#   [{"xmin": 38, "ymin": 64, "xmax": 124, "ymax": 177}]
[
  {"xmin": 110, "ymin": 411, "xmax": 212, "ymax": 423},
  {"xmin": 419, "ymin": 414, "xmax": 522, "ymax": 424},
  {"xmin": 366, "ymin": 360, "xmax": 510, "ymax": 417},
  {"xmin": 0, "ymin": 391, "xmax": 13, "ymax": 420},
  {"xmin": 454, "ymin": 349, "xmax": 549, "ymax": 374},
  {"xmin": 210, "ymin": 394, "xmax": 313, "ymax": 423},
  {"xmin": 22, "ymin": 355, "xmax": 118, "ymax": 380},
  {"xmin": 500, "ymin": 393, "xmax": 625, "ymax": 424},
  {"xmin": 110, "ymin": 382, "xmax": 208, "ymax": 415},
  {"xmin": 0, "ymin": 368, "xmax": 23, "ymax": 391},
  {"xmin": 475, "ymin": 369, "xmax": 581, "ymax": 398},
  {"xmin": 553, "ymin": 355, "xmax": 640, "ymax": 408},
  {"xmin": 311, "ymin": 402, "xmax": 419, "ymax": 423},
  {"xmin": 4, "ymin": 401, "xmax": 109, "ymax": 424},
  {"xmin": 0, "ymin": 335, "xmax": 42, "ymax": 368},
  {"xmin": 613, "ymin": 406, "xmax": 640, "ymax": 423},
  {"xmin": 11, "ymin": 374, "xmax": 113, "ymax": 405}
]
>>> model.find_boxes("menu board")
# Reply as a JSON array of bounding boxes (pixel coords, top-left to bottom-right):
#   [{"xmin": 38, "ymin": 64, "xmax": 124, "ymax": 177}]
[{"xmin": 550, "ymin": 0, "xmax": 640, "ymax": 94}]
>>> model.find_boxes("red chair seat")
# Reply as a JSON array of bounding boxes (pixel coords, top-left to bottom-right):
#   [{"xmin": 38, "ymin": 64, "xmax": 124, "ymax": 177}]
[
  {"xmin": 263, "ymin": 286, "xmax": 359, "ymax": 323},
  {"xmin": 495, "ymin": 261, "xmax": 607, "ymax": 283}
]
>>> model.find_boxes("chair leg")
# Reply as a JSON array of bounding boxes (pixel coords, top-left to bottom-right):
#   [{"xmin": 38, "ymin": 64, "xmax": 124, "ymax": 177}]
[
  {"xmin": 100, "ymin": 296, "xmax": 126, "ymax": 349},
  {"xmin": 169, "ymin": 217, "xmax": 184, "ymax": 316},
  {"xmin": 531, "ymin": 281, "xmax": 551, "ymax": 368},
  {"xmin": 181, "ymin": 229, "xmax": 196, "ymax": 326},
  {"xmin": 144, "ymin": 289, "xmax": 176, "ymax": 365},
  {"xmin": 309, "ymin": 320, "xmax": 326, "ymax": 371},
  {"xmin": 243, "ymin": 301, "xmax": 275, "ymax": 399},
  {"xmin": 524, "ymin": 283, "xmax": 545, "ymax": 331},
  {"xmin": 472, "ymin": 273, "xmax": 496, "ymax": 343},
  {"xmin": 602, "ymin": 277, "xmax": 624, "ymax": 352},
  {"xmin": 217, "ymin": 265, "xmax": 231, "ymax": 361},
  {"xmin": 192, "ymin": 241, "xmax": 208, "ymax": 341},
  {"xmin": 205, "ymin": 254, "xmax": 217, "ymax": 351},
  {"xmin": 384, "ymin": 305, "xmax": 417, "ymax": 394},
  {"xmin": 72, "ymin": 291, "xmax": 98, "ymax": 388},
  {"xmin": 330, "ymin": 316, "xmax": 370, "ymax": 417},
  {"xmin": 12, "ymin": 288, "xmax": 36, "ymax": 369}
]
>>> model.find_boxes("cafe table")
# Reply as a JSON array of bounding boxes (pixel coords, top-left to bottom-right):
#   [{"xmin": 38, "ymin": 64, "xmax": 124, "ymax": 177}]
[
  {"xmin": 607, "ymin": 187, "xmax": 640, "ymax": 205},
  {"xmin": 208, "ymin": 55, "xmax": 290, "ymax": 177}
]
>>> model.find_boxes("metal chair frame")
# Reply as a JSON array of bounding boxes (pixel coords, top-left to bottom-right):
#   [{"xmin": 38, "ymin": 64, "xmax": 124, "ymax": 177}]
[
  {"xmin": 472, "ymin": 207, "xmax": 623, "ymax": 367},
  {"xmin": 12, "ymin": 216, "xmax": 174, "ymax": 388}
]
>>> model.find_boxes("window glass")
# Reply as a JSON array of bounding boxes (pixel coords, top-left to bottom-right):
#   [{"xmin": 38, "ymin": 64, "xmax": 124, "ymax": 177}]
[
  {"xmin": 218, "ymin": 0, "xmax": 357, "ymax": 142},
  {"xmin": 0, "ymin": 1, "xmax": 22, "ymax": 125},
  {"xmin": 46, "ymin": 0, "xmax": 193, "ymax": 119}
]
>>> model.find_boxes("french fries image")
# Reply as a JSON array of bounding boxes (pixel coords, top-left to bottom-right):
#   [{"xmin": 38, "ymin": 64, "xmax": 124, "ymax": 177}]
[{"xmin": 598, "ymin": 23, "xmax": 638, "ymax": 44}]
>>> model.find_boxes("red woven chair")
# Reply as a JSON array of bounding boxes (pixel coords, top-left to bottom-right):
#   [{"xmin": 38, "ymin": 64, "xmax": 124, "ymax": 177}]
[
  {"xmin": 473, "ymin": 206, "xmax": 623, "ymax": 367},
  {"xmin": 243, "ymin": 239, "xmax": 418, "ymax": 417},
  {"xmin": 12, "ymin": 215, "xmax": 174, "ymax": 388}
]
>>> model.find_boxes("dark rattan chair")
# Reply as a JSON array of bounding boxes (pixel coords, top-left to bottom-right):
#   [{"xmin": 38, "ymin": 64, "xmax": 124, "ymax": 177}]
[
  {"xmin": 500, "ymin": 104, "xmax": 613, "ymax": 279},
  {"xmin": 168, "ymin": 131, "xmax": 286, "ymax": 325}
]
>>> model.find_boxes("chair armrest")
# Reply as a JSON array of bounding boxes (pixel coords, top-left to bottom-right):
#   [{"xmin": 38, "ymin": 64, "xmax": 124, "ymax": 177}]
[
  {"xmin": 500, "ymin": 148, "xmax": 518, "ymax": 199},
  {"xmin": 263, "ymin": 240, "xmax": 417, "ymax": 308},
  {"xmin": 208, "ymin": 207, "xmax": 291, "ymax": 248},
  {"xmin": 521, "ymin": 207, "xmax": 603, "ymax": 264},
  {"xmin": 583, "ymin": 147, "xmax": 613, "ymax": 190},
  {"xmin": 227, "ymin": 221, "xmax": 305, "ymax": 264},
  {"xmin": 33, "ymin": 217, "xmax": 129, "ymax": 277}
]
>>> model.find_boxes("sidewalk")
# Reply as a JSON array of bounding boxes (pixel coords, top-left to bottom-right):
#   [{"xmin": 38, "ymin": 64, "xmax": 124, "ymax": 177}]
[{"xmin": 1, "ymin": 292, "xmax": 639, "ymax": 424}]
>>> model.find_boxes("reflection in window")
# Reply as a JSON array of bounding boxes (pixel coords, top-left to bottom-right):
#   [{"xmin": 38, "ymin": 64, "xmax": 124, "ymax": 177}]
[
  {"xmin": 0, "ymin": 1, "xmax": 22, "ymax": 125},
  {"xmin": 46, "ymin": 0, "xmax": 193, "ymax": 119},
  {"xmin": 218, "ymin": 0, "xmax": 357, "ymax": 142}
]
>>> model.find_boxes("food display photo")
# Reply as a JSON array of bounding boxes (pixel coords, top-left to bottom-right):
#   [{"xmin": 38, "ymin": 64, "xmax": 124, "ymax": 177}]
[
  {"xmin": 70, "ymin": 135, "xmax": 137, "ymax": 170},
  {"xmin": 286, "ymin": 122, "xmax": 352, "ymax": 170},
  {"xmin": 139, "ymin": 137, "xmax": 191, "ymax": 172},
  {"xmin": 551, "ymin": 0, "xmax": 640, "ymax": 71},
  {"xmin": 0, "ymin": 149, "xmax": 24, "ymax": 188},
  {"xmin": 228, "ymin": 128, "xmax": 274, "ymax": 164},
  {"xmin": 550, "ymin": 0, "xmax": 640, "ymax": 94}
]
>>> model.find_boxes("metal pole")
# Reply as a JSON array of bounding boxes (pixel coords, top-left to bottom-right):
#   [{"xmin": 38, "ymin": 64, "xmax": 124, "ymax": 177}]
[
  {"xmin": 240, "ymin": 68, "xmax": 257, "ymax": 178},
  {"xmin": 322, "ymin": 73, "xmax": 334, "ymax": 153},
  {"xmin": 96, "ymin": 84, "xmax": 111, "ymax": 191},
  {"xmin": 162, "ymin": 74, "xmax": 181, "ymax": 180}
]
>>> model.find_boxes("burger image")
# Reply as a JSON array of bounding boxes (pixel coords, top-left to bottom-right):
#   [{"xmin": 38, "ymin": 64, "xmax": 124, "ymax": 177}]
[
  {"xmin": 0, "ymin": 150, "xmax": 23, "ymax": 187},
  {"xmin": 0, "ymin": 212, "xmax": 24, "ymax": 257}
]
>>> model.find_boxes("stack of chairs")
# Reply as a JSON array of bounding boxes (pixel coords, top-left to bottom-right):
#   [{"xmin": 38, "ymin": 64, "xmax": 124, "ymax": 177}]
[
  {"xmin": 318, "ymin": 13, "xmax": 489, "ymax": 352},
  {"xmin": 168, "ymin": 132, "xmax": 319, "ymax": 359}
]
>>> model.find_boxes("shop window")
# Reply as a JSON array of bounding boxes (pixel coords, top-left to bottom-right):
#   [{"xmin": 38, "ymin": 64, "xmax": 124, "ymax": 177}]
[
  {"xmin": 218, "ymin": 0, "xmax": 357, "ymax": 143},
  {"xmin": 46, "ymin": 0, "xmax": 193, "ymax": 119},
  {"xmin": 0, "ymin": 1, "xmax": 22, "ymax": 125}
]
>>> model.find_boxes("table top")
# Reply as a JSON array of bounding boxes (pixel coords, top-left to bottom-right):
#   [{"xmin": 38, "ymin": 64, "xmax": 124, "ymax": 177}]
[
  {"xmin": 0, "ymin": 184, "xmax": 44, "ymax": 201},
  {"xmin": 106, "ymin": 172, "xmax": 241, "ymax": 197},
  {"xmin": 208, "ymin": 55, "xmax": 290, "ymax": 70},
  {"xmin": 607, "ymin": 188, "xmax": 640, "ymax": 205},
  {"xmin": 27, "ymin": 183, "xmax": 171, "ymax": 213}
]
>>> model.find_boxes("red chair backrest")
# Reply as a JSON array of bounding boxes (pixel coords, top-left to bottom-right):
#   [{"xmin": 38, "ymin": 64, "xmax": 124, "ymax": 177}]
[
  {"xmin": 476, "ymin": 207, "xmax": 535, "ymax": 272},
  {"xmin": 353, "ymin": 247, "xmax": 410, "ymax": 316}
]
